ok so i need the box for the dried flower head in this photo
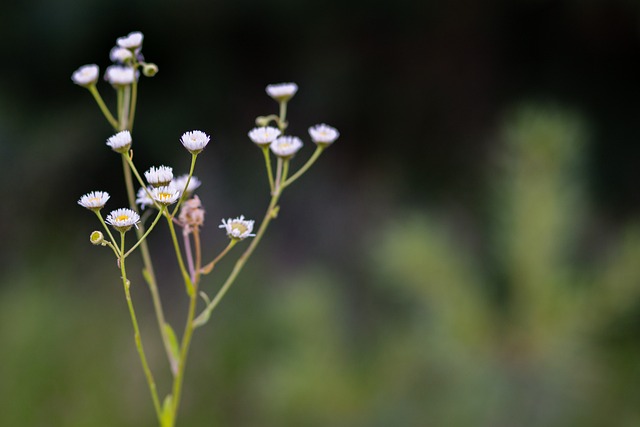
[106,130,132,153]
[219,215,255,240]
[78,191,110,210]
[180,130,210,154]
[270,136,303,158]
[105,65,136,86]
[117,31,144,50]
[248,126,281,146]
[266,82,298,102]
[308,124,340,146]
[179,195,205,232]
[145,165,173,187]
[150,186,181,206]
[72,64,100,87]
[106,208,140,232]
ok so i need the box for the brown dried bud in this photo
[179,195,205,232]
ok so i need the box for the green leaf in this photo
[160,394,174,427]
[163,323,181,365]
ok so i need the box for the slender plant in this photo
[72,31,339,426]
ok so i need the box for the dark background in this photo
[1,0,640,426]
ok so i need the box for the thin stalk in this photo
[166,213,194,296]
[183,231,195,282]
[200,240,237,275]
[124,207,165,258]
[193,188,282,327]
[121,85,131,131]
[283,146,324,189]
[171,153,198,218]
[278,101,288,131]
[88,85,119,130]
[94,210,121,256]
[119,232,162,422]
[117,87,124,130]
[128,79,139,130]
[261,146,275,194]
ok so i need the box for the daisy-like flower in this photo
[219,215,255,240]
[149,186,181,206]
[78,191,110,210]
[266,82,298,102]
[110,46,133,63]
[180,130,210,154]
[270,136,303,158]
[136,186,155,210]
[248,126,281,146]
[117,31,144,50]
[144,165,173,187]
[171,174,201,196]
[308,124,340,147]
[104,65,136,86]
[106,130,132,153]
[71,64,99,87]
[105,208,140,232]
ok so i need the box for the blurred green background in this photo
[2,0,640,426]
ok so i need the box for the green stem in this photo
[88,85,119,130]
[278,101,288,132]
[94,210,121,256]
[119,232,162,422]
[283,146,324,188]
[200,240,237,275]
[124,207,165,258]
[121,152,177,373]
[128,79,138,130]
[171,153,198,218]
[261,146,275,194]
[166,213,194,296]
[193,188,282,327]
[117,87,124,130]
[121,85,131,131]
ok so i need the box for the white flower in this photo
[136,186,155,210]
[78,191,110,210]
[144,165,173,187]
[104,65,136,86]
[308,124,340,146]
[117,31,144,50]
[171,174,201,195]
[72,64,99,87]
[266,82,298,102]
[149,186,181,206]
[270,136,303,158]
[248,126,281,146]
[219,215,255,240]
[180,130,210,154]
[106,130,132,153]
[110,46,133,63]
[105,208,140,232]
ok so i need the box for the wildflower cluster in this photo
[73,32,338,427]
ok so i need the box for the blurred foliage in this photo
[2,104,640,426]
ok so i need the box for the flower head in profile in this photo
[110,46,133,63]
[308,124,340,147]
[248,126,281,146]
[72,64,99,87]
[145,165,173,187]
[117,31,144,50]
[106,208,140,232]
[106,130,132,153]
[265,82,298,102]
[150,186,181,206]
[78,191,110,211]
[219,216,255,240]
[136,186,155,210]
[104,65,136,86]
[180,130,210,154]
[270,136,303,158]
[171,174,201,196]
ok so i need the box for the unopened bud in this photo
[255,116,271,127]
[90,231,104,245]
[142,63,159,77]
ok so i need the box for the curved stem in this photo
[261,146,275,193]
[119,232,162,422]
[283,146,324,189]
[166,213,194,296]
[200,240,237,275]
[94,210,121,256]
[124,207,165,258]
[87,85,119,130]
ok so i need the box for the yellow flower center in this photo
[231,223,247,234]
[116,215,130,222]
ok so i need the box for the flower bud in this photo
[90,231,105,245]
[142,63,159,77]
